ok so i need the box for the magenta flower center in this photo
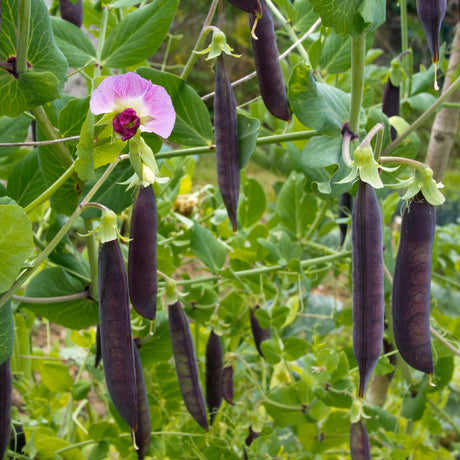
[112,108,141,141]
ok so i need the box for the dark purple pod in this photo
[226,0,262,16]
[221,365,235,405]
[214,55,240,232]
[416,0,447,64]
[0,358,12,460]
[9,423,26,457]
[168,301,209,431]
[128,185,158,321]
[205,331,223,425]
[249,0,291,121]
[382,78,399,141]
[95,323,102,368]
[59,0,83,28]
[98,239,138,431]
[338,192,353,247]
[249,306,271,358]
[243,426,261,460]
[350,420,371,460]
[133,341,151,460]
[352,180,384,398]
[392,193,435,374]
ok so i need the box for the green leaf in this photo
[388,116,420,159]
[309,0,385,37]
[136,67,213,146]
[21,267,98,329]
[37,142,79,216]
[0,0,68,116]
[275,171,317,238]
[283,337,308,361]
[190,222,227,272]
[289,64,358,135]
[75,110,95,181]
[6,149,47,207]
[101,0,179,68]
[58,96,90,140]
[260,339,282,365]
[401,376,429,422]
[0,204,33,292]
[0,115,31,158]
[51,17,96,68]
[238,113,260,168]
[320,30,352,74]
[0,300,14,364]
[238,178,266,229]
[80,161,136,219]
[40,362,74,392]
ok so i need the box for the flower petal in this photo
[139,84,176,138]
[90,72,176,139]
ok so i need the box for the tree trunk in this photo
[425,24,460,182]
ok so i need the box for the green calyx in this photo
[195,28,241,61]
[401,166,445,206]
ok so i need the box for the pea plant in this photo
[1,0,460,458]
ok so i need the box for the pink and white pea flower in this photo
[89,72,176,141]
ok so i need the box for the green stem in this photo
[304,200,330,241]
[16,0,31,75]
[30,106,75,170]
[83,219,99,301]
[12,292,89,304]
[349,34,366,134]
[160,251,351,287]
[265,0,310,64]
[156,130,317,160]
[427,398,460,439]
[429,326,460,358]
[381,74,460,156]
[24,163,76,214]
[180,0,219,80]
[379,156,427,170]
[95,7,109,72]
[0,160,122,310]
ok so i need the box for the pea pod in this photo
[205,330,223,425]
[350,420,371,460]
[133,341,151,460]
[168,301,208,431]
[392,193,435,374]
[250,306,271,359]
[9,424,26,457]
[226,0,262,16]
[128,185,158,321]
[0,358,12,460]
[352,180,384,398]
[98,239,138,431]
[221,365,235,405]
[382,78,399,141]
[214,55,240,232]
[416,0,447,65]
[59,0,83,28]
[249,0,291,121]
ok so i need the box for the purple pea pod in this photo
[0,358,12,460]
[59,0,83,28]
[98,239,138,431]
[214,55,240,232]
[249,0,291,121]
[205,331,223,425]
[128,185,158,321]
[382,78,399,141]
[416,0,447,65]
[226,0,262,16]
[392,193,435,375]
[133,341,151,460]
[249,306,271,358]
[352,180,385,398]
[350,419,371,460]
[221,365,235,405]
[338,192,353,247]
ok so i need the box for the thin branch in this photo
[13,291,90,304]
[0,135,80,148]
